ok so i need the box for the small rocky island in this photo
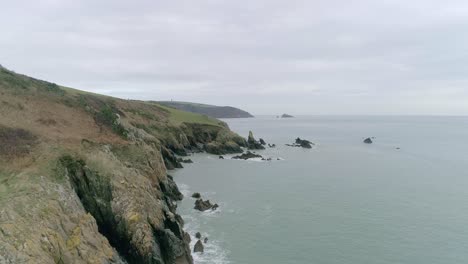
[286,137,314,148]
[281,113,294,118]
[363,137,373,144]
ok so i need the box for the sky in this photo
[1,0,468,115]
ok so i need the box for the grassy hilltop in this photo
[0,66,246,264]
[157,101,254,118]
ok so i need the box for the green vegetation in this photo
[95,105,128,138]
[0,66,64,95]
[157,100,254,118]
[153,103,225,127]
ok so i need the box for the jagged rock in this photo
[194,199,218,211]
[219,155,224,159]
[363,137,373,144]
[286,138,314,148]
[195,232,201,239]
[247,131,265,150]
[191,192,201,199]
[160,175,184,201]
[194,240,204,253]
[232,151,263,160]
[178,158,193,163]
[295,138,313,148]
[161,146,184,170]
[259,138,266,145]
[212,204,219,210]
[204,237,208,243]
[268,143,276,148]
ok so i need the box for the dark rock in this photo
[281,113,294,118]
[191,192,201,199]
[178,158,193,163]
[247,131,265,150]
[268,143,276,148]
[219,155,224,159]
[363,137,373,144]
[259,138,266,145]
[161,146,183,170]
[194,240,204,253]
[212,204,219,210]
[160,175,184,201]
[286,138,314,148]
[204,237,208,243]
[232,151,263,160]
[194,199,218,211]
[195,232,201,239]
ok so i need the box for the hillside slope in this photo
[157,101,254,118]
[0,66,246,264]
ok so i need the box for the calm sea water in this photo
[173,116,468,264]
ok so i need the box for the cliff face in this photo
[0,67,245,263]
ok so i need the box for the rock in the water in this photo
[194,240,204,253]
[232,151,263,160]
[195,232,201,239]
[286,138,314,148]
[194,199,218,211]
[363,137,373,144]
[247,131,265,150]
[281,113,294,118]
[204,237,208,243]
[268,143,276,148]
[192,192,201,199]
[259,138,266,145]
[178,158,193,163]
[219,155,224,159]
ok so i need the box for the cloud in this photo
[1,0,467,115]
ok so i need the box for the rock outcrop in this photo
[247,131,265,150]
[232,151,263,160]
[0,66,249,264]
[363,137,373,144]
[281,114,294,118]
[194,199,218,212]
[286,138,314,148]
[193,240,204,253]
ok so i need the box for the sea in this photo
[172,116,468,264]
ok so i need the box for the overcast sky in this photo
[1,0,468,115]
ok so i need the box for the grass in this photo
[152,103,224,127]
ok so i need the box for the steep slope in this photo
[157,101,254,118]
[0,66,246,264]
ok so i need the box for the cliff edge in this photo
[0,66,246,264]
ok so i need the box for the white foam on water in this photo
[182,214,231,264]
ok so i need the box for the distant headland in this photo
[157,101,254,118]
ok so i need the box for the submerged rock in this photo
[195,232,201,239]
[232,151,263,160]
[204,237,208,243]
[194,199,218,211]
[194,240,204,253]
[363,137,373,144]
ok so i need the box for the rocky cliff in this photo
[0,67,245,263]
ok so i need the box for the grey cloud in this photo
[1,0,467,115]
